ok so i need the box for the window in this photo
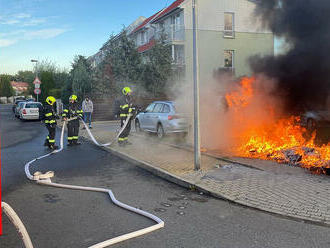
[171,12,184,41]
[173,45,185,65]
[224,50,234,68]
[162,104,170,113]
[142,31,147,44]
[139,31,146,45]
[26,103,41,108]
[159,21,164,31]
[145,103,155,112]
[153,103,163,113]
[224,12,234,38]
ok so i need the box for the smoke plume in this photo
[250,0,330,113]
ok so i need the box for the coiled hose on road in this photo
[2,117,164,248]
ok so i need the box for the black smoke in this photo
[250,0,330,114]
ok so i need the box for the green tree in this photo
[61,74,73,104]
[26,60,70,102]
[93,30,173,98]
[15,70,35,83]
[39,71,55,103]
[92,59,114,96]
[0,75,15,97]
[54,69,70,90]
[70,55,92,100]
[106,31,142,89]
[141,37,173,97]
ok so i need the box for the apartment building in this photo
[129,0,273,82]
[90,0,273,83]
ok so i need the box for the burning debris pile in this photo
[220,0,330,174]
[225,77,330,174]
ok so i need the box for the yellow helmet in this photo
[46,96,56,105]
[122,87,132,96]
[69,94,78,101]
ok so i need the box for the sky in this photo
[0,0,172,74]
[0,0,281,75]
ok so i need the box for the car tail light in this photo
[22,109,27,114]
[168,115,180,120]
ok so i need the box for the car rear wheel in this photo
[157,124,164,139]
[135,119,141,133]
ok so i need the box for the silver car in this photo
[135,101,189,138]
[19,102,43,120]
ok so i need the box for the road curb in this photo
[93,144,330,228]
[80,134,330,228]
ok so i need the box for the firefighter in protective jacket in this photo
[62,94,83,146]
[44,96,58,150]
[116,87,134,146]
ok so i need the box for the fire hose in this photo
[2,115,164,248]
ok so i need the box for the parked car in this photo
[19,102,43,120]
[12,99,26,113]
[15,101,26,117]
[135,101,189,138]
[300,110,330,132]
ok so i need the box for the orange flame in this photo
[226,76,330,173]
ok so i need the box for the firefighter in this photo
[62,94,83,146]
[116,87,134,146]
[44,96,59,150]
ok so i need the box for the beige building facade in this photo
[90,0,274,85]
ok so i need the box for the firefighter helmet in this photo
[122,87,132,96]
[46,96,56,105]
[69,94,78,101]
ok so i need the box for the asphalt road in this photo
[1,104,330,248]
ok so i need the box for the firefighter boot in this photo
[44,139,49,146]
[49,144,59,150]
[73,140,81,145]
[67,140,74,146]
[118,141,126,147]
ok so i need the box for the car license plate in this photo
[31,110,38,113]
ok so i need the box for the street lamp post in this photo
[31,59,39,102]
[192,0,201,171]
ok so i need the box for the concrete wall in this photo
[0,96,15,104]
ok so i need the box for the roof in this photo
[132,10,163,34]
[152,0,185,23]
[10,81,29,88]
[138,39,156,53]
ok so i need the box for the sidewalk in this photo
[81,121,330,226]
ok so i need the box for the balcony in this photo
[156,24,185,43]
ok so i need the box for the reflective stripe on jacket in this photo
[62,102,83,119]
[117,96,133,119]
[43,104,57,126]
